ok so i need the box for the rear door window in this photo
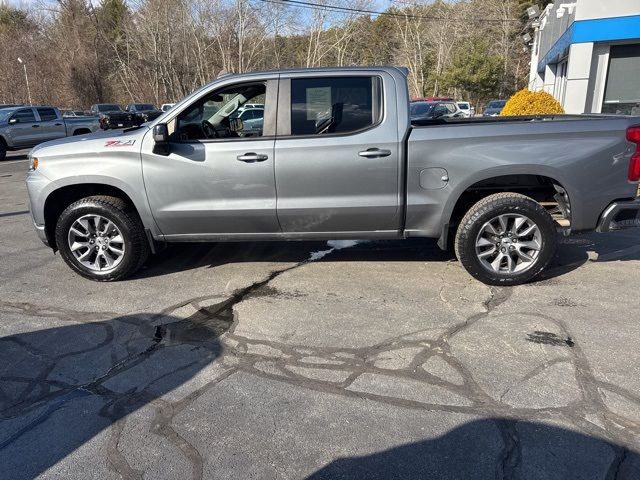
[37,108,58,121]
[290,76,380,135]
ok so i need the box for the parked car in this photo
[161,103,175,112]
[230,107,264,136]
[0,106,99,160]
[90,104,135,130]
[26,66,640,286]
[410,100,463,121]
[483,100,507,116]
[456,101,475,117]
[411,97,454,102]
[125,103,164,126]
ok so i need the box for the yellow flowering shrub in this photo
[500,89,564,116]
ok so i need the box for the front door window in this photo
[174,83,266,141]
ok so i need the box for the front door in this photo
[274,74,401,234]
[8,108,40,147]
[141,79,279,237]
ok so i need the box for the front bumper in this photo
[596,198,640,232]
[33,221,49,246]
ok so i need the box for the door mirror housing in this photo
[8,117,18,124]
[153,123,170,155]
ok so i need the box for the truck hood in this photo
[30,126,148,158]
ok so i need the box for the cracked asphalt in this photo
[2,154,640,479]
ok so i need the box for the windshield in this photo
[98,104,122,112]
[134,104,155,110]
[488,101,506,109]
[410,102,435,117]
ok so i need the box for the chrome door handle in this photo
[358,148,391,158]
[237,152,268,163]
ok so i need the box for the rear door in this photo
[36,107,66,142]
[274,73,401,234]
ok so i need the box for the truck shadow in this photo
[136,231,640,283]
[0,309,227,480]
[307,418,639,479]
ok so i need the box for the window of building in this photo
[290,77,380,136]
[602,44,640,115]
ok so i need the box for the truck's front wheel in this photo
[55,196,149,281]
[454,193,557,286]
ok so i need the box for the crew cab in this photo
[0,106,99,161]
[26,67,640,285]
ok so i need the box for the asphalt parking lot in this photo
[1,152,640,479]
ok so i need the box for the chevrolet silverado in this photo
[25,67,640,285]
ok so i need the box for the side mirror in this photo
[152,123,170,155]
[8,118,18,124]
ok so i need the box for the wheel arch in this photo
[439,169,572,249]
[43,183,145,251]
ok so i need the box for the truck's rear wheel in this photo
[55,195,149,281]
[454,193,557,286]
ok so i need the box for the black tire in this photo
[0,139,6,161]
[454,192,557,286]
[55,195,149,281]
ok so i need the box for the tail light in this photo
[627,126,640,182]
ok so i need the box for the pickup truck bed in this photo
[25,66,640,285]
[406,114,639,242]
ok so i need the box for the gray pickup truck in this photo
[0,106,99,161]
[25,67,640,285]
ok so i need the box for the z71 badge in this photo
[105,139,136,147]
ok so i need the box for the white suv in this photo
[456,102,475,118]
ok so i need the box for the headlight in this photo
[29,157,39,171]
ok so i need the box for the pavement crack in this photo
[495,419,521,480]
[606,447,629,480]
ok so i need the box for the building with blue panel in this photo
[529,1,640,114]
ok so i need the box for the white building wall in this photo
[563,42,594,113]
[584,43,610,113]
[575,0,640,21]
